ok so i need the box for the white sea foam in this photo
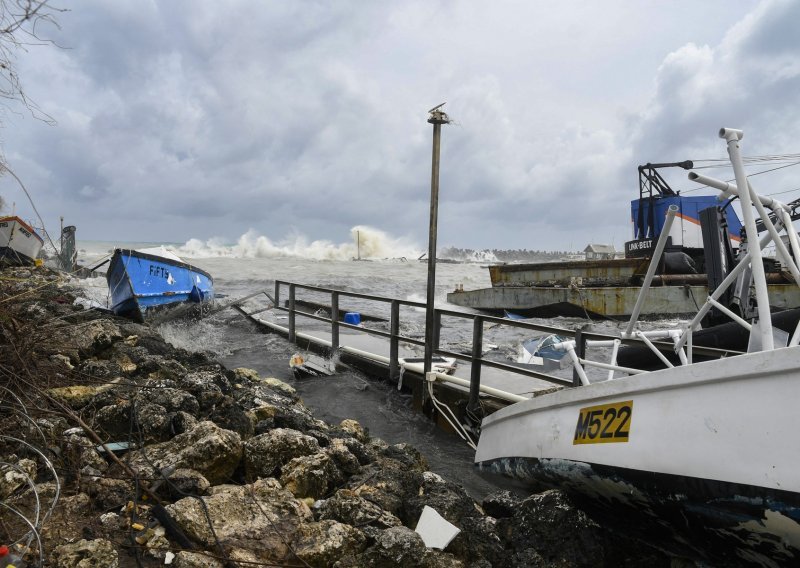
[175,226,422,261]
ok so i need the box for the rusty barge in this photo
[447,161,800,319]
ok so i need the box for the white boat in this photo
[474,128,800,565]
[0,215,44,266]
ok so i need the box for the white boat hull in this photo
[0,216,44,266]
[475,346,800,565]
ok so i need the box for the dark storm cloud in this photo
[2,0,795,251]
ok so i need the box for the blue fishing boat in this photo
[106,247,214,321]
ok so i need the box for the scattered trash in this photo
[96,441,134,454]
[414,505,460,549]
[343,312,361,325]
[289,353,334,378]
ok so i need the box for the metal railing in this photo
[230,279,740,421]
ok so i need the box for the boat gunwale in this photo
[0,215,45,244]
[112,248,214,282]
[480,345,796,430]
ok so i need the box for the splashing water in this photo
[173,226,422,261]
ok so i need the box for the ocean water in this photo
[71,230,684,500]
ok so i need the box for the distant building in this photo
[583,244,617,260]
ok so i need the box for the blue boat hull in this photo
[107,249,214,321]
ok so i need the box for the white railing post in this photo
[625,205,679,336]
[721,127,773,350]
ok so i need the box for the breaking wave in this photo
[176,226,422,261]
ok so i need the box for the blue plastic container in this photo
[344,312,361,325]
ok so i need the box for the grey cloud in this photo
[2,1,795,250]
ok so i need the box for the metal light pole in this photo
[424,103,450,374]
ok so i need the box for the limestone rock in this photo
[406,471,481,528]
[243,427,320,480]
[343,447,427,521]
[146,387,200,414]
[339,419,368,442]
[128,420,242,485]
[326,438,362,476]
[280,452,339,499]
[63,319,123,358]
[165,468,211,499]
[291,520,367,567]
[173,551,225,568]
[48,385,108,409]
[134,402,171,442]
[316,489,402,529]
[509,489,604,567]
[166,478,312,564]
[359,526,428,567]
[0,458,36,498]
[207,395,254,439]
[51,538,119,568]
[481,490,522,519]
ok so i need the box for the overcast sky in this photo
[2,0,799,252]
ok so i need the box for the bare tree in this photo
[0,0,63,125]
[0,1,63,229]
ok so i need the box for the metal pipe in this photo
[689,171,789,211]
[606,338,620,380]
[579,358,645,375]
[424,105,449,375]
[468,316,484,415]
[288,283,296,343]
[625,205,679,335]
[721,127,773,350]
[706,297,752,330]
[390,300,400,386]
[331,291,340,353]
[636,331,674,368]
[675,228,776,351]
[781,209,800,268]
[743,182,800,284]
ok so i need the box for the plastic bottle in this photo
[0,545,25,568]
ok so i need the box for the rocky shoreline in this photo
[0,266,678,567]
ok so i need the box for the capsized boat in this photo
[106,247,214,321]
[474,128,800,565]
[0,215,44,266]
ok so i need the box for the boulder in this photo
[280,452,339,499]
[481,490,522,519]
[166,478,312,564]
[93,402,132,439]
[339,419,368,442]
[62,319,123,359]
[0,458,36,499]
[128,421,242,485]
[165,468,211,499]
[207,396,254,439]
[172,551,225,568]
[291,520,367,567]
[274,404,329,433]
[51,538,119,568]
[243,428,320,480]
[134,402,171,442]
[342,446,427,521]
[316,489,402,529]
[355,526,429,567]
[325,438,361,476]
[406,471,481,527]
[509,489,605,567]
[146,387,200,414]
